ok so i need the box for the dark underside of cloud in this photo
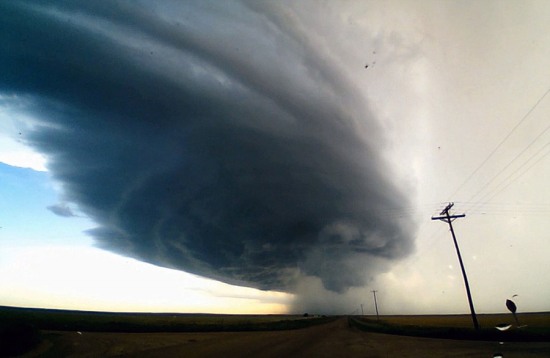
[47,203,77,218]
[0,1,415,293]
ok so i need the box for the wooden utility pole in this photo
[360,304,364,315]
[372,290,379,321]
[432,202,479,330]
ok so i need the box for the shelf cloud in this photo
[0,1,415,294]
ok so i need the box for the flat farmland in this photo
[2,307,549,357]
[27,317,550,357]
[372,312,550,329]
[351,313,550,343]
[0,306,328,333]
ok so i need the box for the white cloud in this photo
[0,139,47,171]
[0,101,48,171]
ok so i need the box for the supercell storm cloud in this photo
[0,1,415,293]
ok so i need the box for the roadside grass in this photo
[349,313,550,342]
[0,306,334,333]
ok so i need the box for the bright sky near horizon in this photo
[1,1,549,315]
[0,163,290,313]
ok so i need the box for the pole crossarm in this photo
[431,214,465,221]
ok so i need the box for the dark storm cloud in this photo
[47,203,77,218]
[0,1,415,292]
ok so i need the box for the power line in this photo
[473,146,550,206]
[455,201,550,208]
[464,142,550,213]
[455,201,550,212]
[446,87,550,201]
[461,123,550,212]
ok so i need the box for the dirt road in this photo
[28,318,550,357]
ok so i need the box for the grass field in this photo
[374,313,550,328]
[0,306,334,356]
[350,312,550,342]
[0,305,332,333]
[1,306,549,356]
